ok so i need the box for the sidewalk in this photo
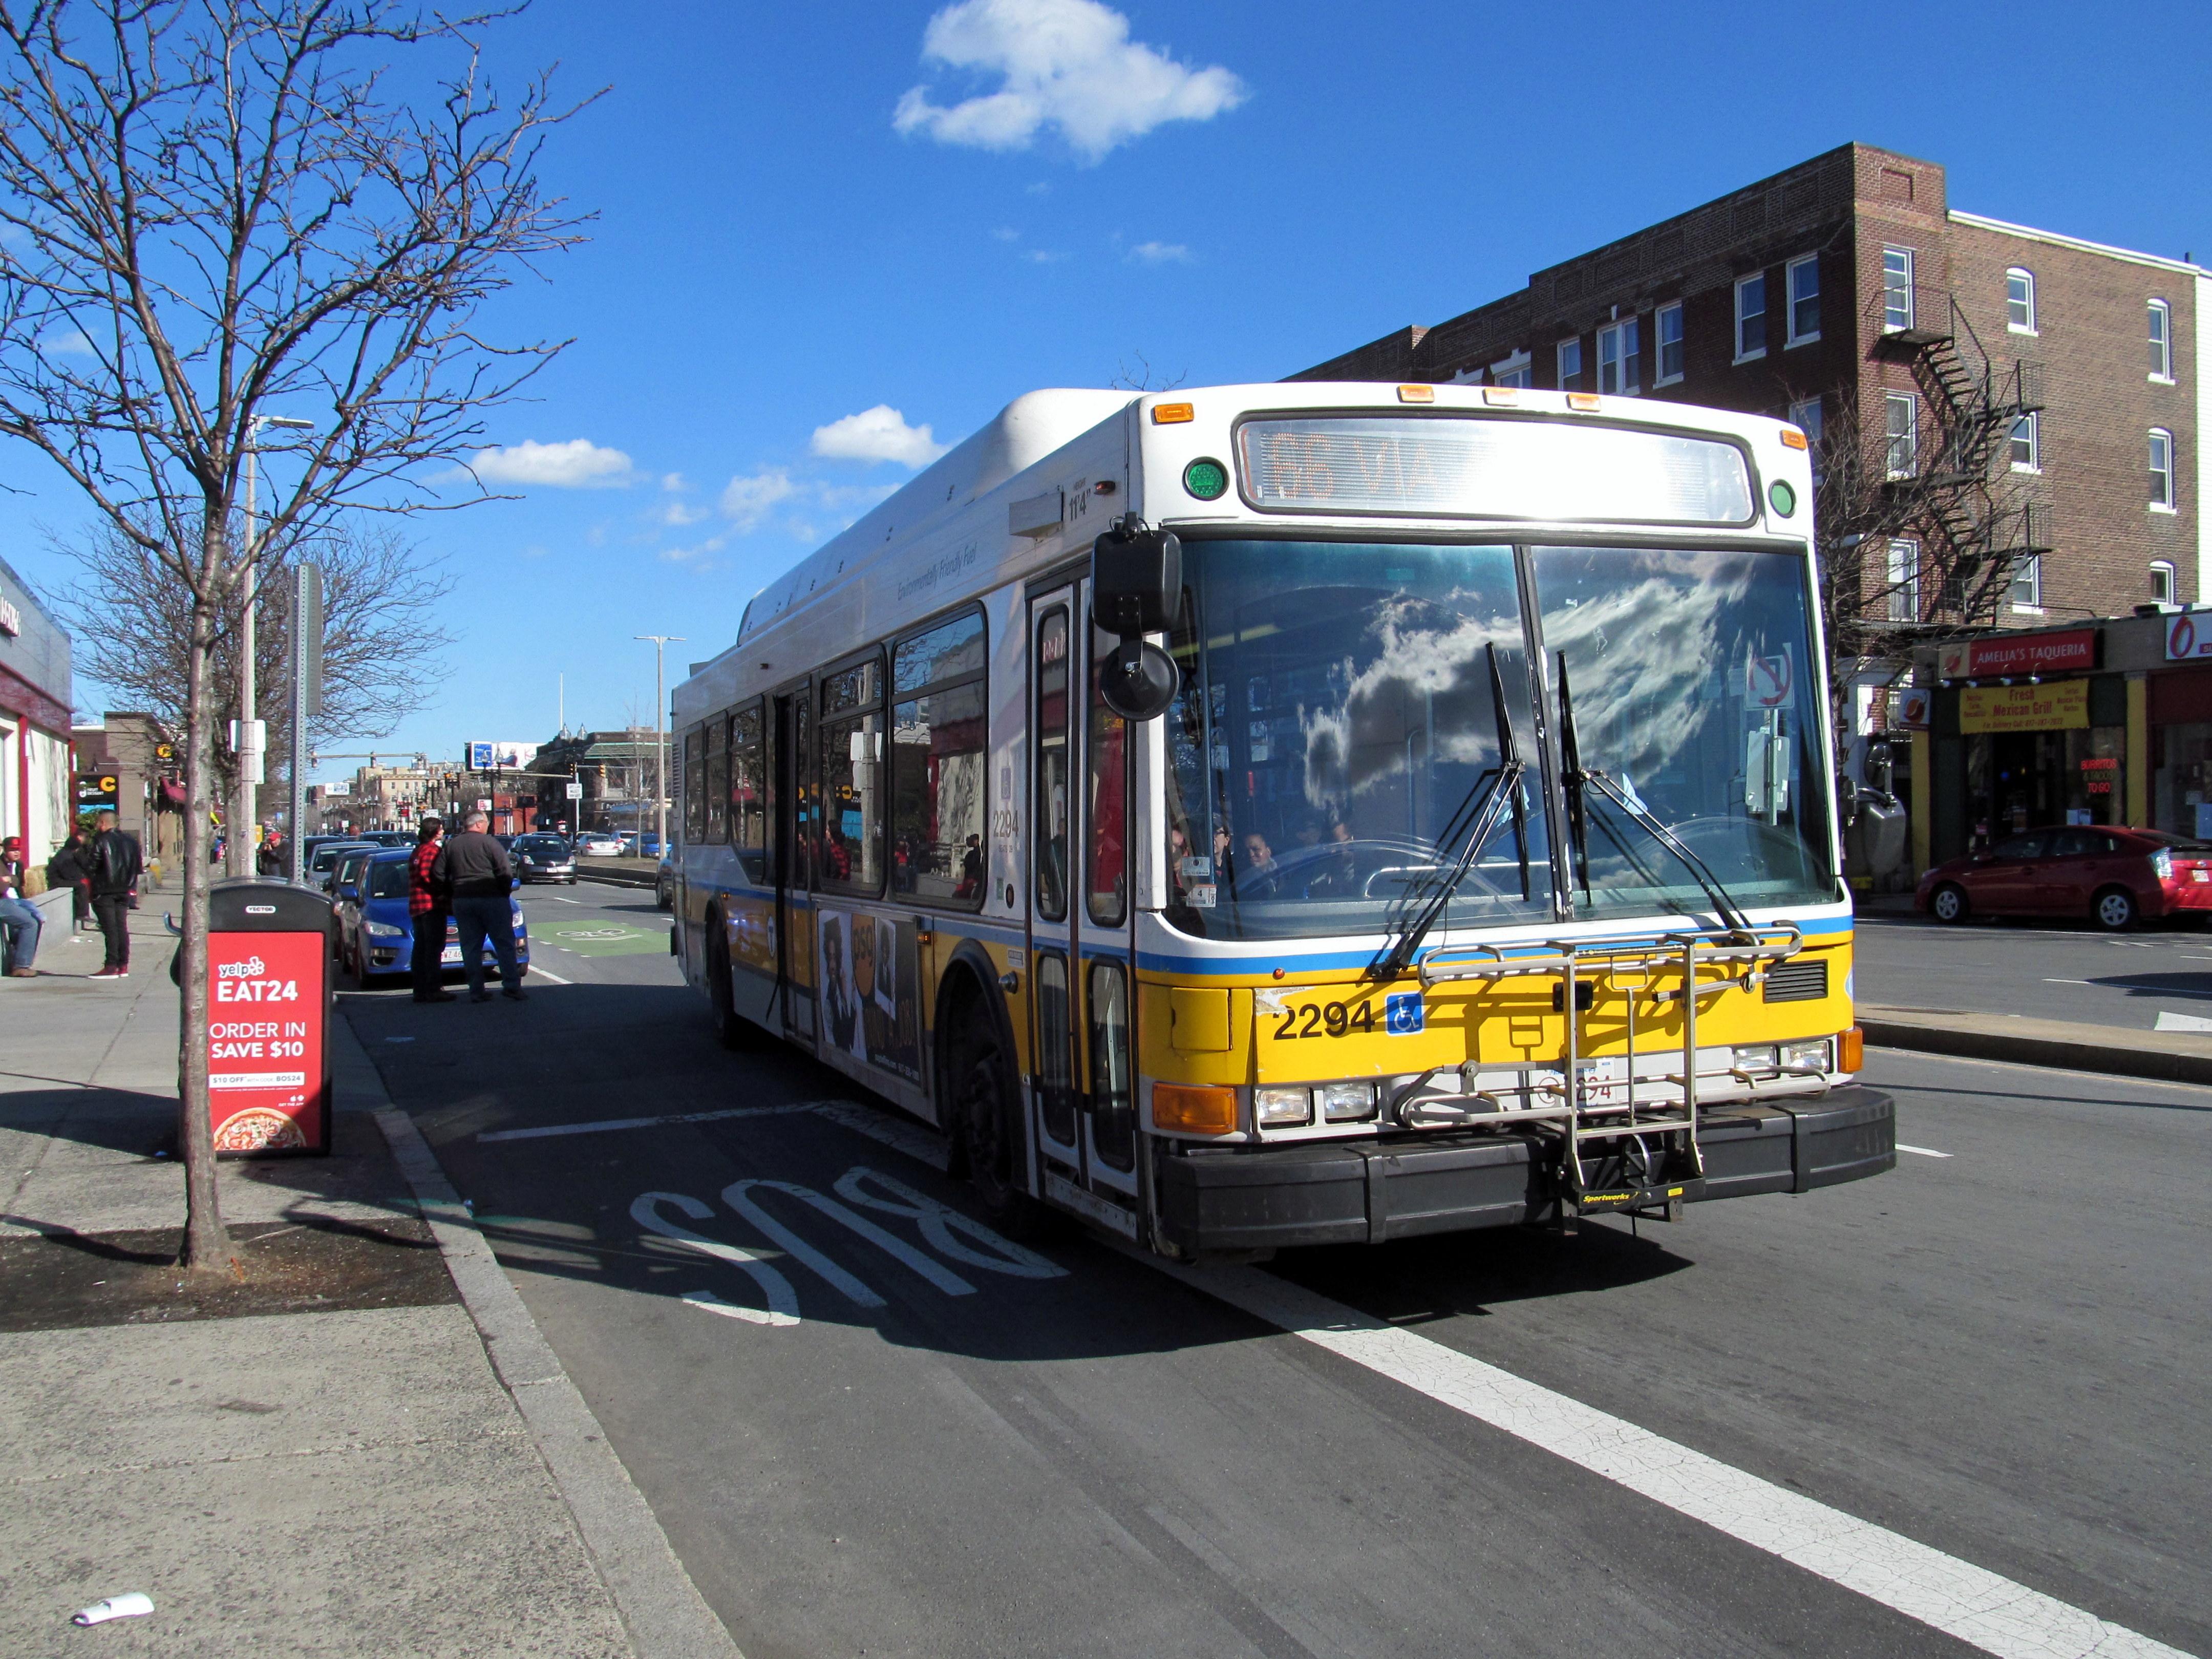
[0,909,736,1657]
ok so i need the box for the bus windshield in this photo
[1161,538,1832,942]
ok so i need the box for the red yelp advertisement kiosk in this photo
[204,879,335,1156]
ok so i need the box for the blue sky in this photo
[6,0,2207,782]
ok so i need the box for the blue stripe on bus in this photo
[1134,913,1852,977]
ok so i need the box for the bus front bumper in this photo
[1153,1087,1895,1254]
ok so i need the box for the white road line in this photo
[553,897,584,904]
[1169,1264,2186,1659]
[2041,977,2093,986]
[526,965,573,985]
[479,1100,830,1142]
[1895,1143,1953,1158]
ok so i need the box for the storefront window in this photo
[2154,721,2212,838]
[1964,725,2125,840]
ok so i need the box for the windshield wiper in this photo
[1368,644,1527,982]
[1555,652,1753,935]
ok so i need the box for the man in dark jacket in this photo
[431,812,524,1003]
[84,811,143,978]
[407,817,454,1004]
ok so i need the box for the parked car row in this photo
[1915,825,2212,930]
[330,848,531,985]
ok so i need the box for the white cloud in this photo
[1024,248,1067,264]
[992,226,1020,242]
[1130,241,1190,264]
[894,0,1247,163]
[809,405,949,468]
[469,438,632,488]
[661,472,688,492]
[660,536,728,566]
[720,469,797,528]
[658,500,711,527]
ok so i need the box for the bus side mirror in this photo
[1091,521,1181,721]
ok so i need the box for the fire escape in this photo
[1873,286,2047,629]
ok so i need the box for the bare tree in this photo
[53,514,456,818]
[1108,350,1185,393]
[0,0,588,1271]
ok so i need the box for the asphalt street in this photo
[343,882,2210,1658]
[1855,911,2212,1032]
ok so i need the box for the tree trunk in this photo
[176,520,235,1274]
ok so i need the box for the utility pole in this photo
[636,635,684,858]
[230,414,314,877]
[283,562,322,879]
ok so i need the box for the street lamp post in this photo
[635,635,685,860]
[231,414,314,877]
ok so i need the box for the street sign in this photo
[74,771,119,810]
[565,781,583,799]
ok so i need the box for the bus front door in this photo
[775,689,816,1046]
[1027,594,1083,1183]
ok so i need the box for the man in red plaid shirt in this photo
[409,816,455,1003]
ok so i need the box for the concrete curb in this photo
[331,1020,743,1659]
[1858,1006,2212,1086]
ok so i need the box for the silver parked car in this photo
[511,833,578,885]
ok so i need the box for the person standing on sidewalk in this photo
[0,837,40,977]
[432,812,525,1003]
[48,825,93,932]
[408,816,455,1004]
[84,810,142,979]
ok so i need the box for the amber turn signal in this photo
[1839,1026,1864,1071]
[1153,1083,1238,1135]
[1566,392,1601,411]
[1151,402,1195,424]
[1780,427,1810,450]
[1397,384,1435,403]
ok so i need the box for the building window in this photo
[1597,317,1639,395]
[2009,410,2040,472]
[1882,247,1915,332]
[1734,273,1767,360]
[1655,302,1684,385]
[2010,554,2042,612]
[1786,254,1820,345]
[1885,392,1919,478]
[1490,349,1532,389]
[1886,538,1921,622]
[2150,429,2176,509]
[1556,337,1583,388]
[2006,268,2036,334]
[2149,299,2173,380]
[1789,396,1823,445]
[2152,561,2178,605]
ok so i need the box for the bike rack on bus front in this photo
[1400,925,1807,1218]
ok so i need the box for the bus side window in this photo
[732,703,766,880]
[683,726,706,845]
[1087,624,1128,927]
[1087,960,1134,1170]
[703,715,729,845]
[1036,608,1070,921]
[793,697,812,890]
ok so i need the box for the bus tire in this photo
[706,911,761,1051]
[944,976,1045,1239]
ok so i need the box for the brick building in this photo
[1293,141,2210,875]
[1294,142,2205,627]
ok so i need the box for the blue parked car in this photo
[333,848,531,986]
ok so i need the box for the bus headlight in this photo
[1734,1044,1779,1074]
[1254,1086,1312,1126]
[1781,1038,1833,1073]
[1320,1081,1377,1122]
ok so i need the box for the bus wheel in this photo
[707,918,758,1050]
[951,1013,1044,1239]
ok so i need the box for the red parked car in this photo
[1915,825,2212,930]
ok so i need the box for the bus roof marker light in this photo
[1397,385,1434,403]
[1566,393,1601,411]
[1768,479,1797,517]
[1482,388,1519,407]
[1151,402,1195,424]
[1780,428,1810,450]
[1183,458,1229,501]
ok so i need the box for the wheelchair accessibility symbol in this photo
[1385,992,1425,1034]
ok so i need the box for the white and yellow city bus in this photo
[671,382,1893,1256]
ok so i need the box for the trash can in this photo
[203,878,335,1157]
